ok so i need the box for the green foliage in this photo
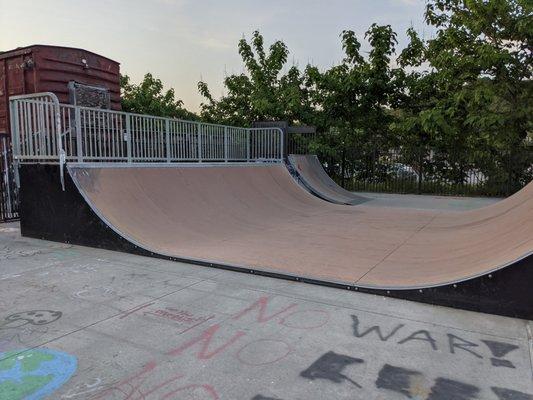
[198,31,314,126]
[306,24,403,184]
[401,0,533,192]
[120,73,197,120]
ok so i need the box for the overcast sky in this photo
[0,0,431,111]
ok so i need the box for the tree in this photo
[121,73,196,120]
[399,0,533,193]
[198,31,314,126]
[306,24,402,185]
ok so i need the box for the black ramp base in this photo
[19,164,533,320]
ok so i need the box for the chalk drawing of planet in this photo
[0,348,77,400]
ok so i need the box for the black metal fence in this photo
[0,135,19,222]
[289,133,533,197]
[287,132,319,156]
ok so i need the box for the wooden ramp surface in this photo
[68,164,533,290]
[288,154,369,205]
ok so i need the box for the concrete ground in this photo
[359,192,502,211]
[0,222,531,400]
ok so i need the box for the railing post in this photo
[37,102,45,157]
[165,119,171,163]
[75,107,82,162]
[417,145,423,194]
[247,129,250,162]
[279,128,284,161]
[1,137,12,211]
[125,114,132,163]
[197,122,202,162]
[9,100,21,188]
[224,126,228,162]
[53,99,65,190]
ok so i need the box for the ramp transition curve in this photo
[19,164,533,319]
[287,154,369,205]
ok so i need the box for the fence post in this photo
[341,146,346,188]
[224,126,228,162]
[9,100,20,188]
[1,137,12,212]
[417,146,423,194]
[279,128,284,161]
[125,114,132,163]
[506,150,512,197]
[246,129,250,162]
[165,119,171,163]
[75,107,82,162]
[51,98,65,190]
[197,122,202,162]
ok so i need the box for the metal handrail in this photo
[9,93,284,190]
[9,92,65,189]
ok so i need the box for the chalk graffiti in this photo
[294,357,533,400]
[0,244,71,260]
[0,326,49,353]
[429,378,479,400]
[167,323,246,360]
[0,310,62,352]
[492,387,533,400]
[398,330,438,350]
[375,363,533,400]
[91,296,331,399]
[73,286,116,299]
[0,246,47,260]
[236,339,292,366]
[300,351,364,388]
[351,314,521,368]
[351,315,405,341]
[166,296,329,362]
[60,377,103,399]
[447,333,483,359]
[91,361,219,400]
[0,348,77,400]
[482,340,520,368]
[86,298,531,400]
[0,310,62,329]
[376,364,425,398]
[232,297,298,323]
[278,310,329,330]
[377,366,483,400]
[147,308,213,324]
[143,307,215,333]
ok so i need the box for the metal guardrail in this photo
[9,93,284,188]
[0,135,19,222]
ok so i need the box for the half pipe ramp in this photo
[19,163,533,319]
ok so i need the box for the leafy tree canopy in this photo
[120,73,197,120]
[398,0,532,189]
[198,31,314,126]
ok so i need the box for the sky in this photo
[0,0,432,111]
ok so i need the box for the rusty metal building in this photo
[0,45,121,221]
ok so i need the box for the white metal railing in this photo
[9,93,284,188]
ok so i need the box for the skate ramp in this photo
[287,154,368,205]
[68,163,533,290]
